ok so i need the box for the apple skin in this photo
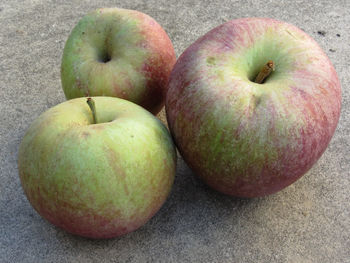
[166,18,341,198]
[18,97,176,238]
[61,8,176,115]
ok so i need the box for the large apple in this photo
[61,8,176,114]
[18,97,176,238]
[166,18,341,198]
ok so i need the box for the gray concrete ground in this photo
[1,0,349,262]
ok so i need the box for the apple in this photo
[61,8,176,114]
[18,97,177,238]
[165,18,341,198]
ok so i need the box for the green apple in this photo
[61,8,176,114]
[18,97,176,238]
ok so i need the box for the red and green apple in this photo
[61,8,176,114]
[166,18,341,197]
[18,97,176,238]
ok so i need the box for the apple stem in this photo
[87,97,97,124]
[254,60,275,84]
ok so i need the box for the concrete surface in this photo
[1,0,349,262]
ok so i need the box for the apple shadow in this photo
[145,156,263,233]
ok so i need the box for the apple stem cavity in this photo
[254,60,275,84]
[87,97,98,124]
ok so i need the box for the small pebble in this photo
[336,34,340,37]
[317,30,326,36]
[329,49,336,52]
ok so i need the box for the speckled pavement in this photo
[1,1,349,262]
